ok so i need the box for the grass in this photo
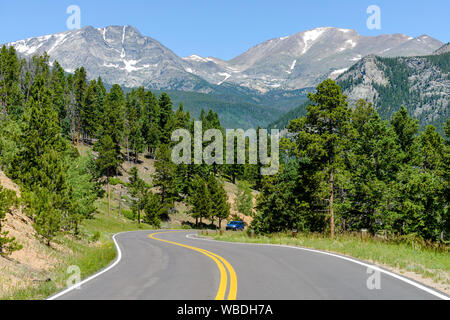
[2,198,154,300]
[209,231,450,289]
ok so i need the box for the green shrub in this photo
[109,177,122,186]
[122,209,136,221]
[90,231,100,242]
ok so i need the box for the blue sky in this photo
[0,0,448,60]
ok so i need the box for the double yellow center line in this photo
[148,231,237,300]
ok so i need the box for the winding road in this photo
[49,230,448,300]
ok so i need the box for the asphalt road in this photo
[51,230,447,300]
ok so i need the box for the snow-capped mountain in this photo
[9,25,212,92]
[5,25,443,93]
[194,27,443,91]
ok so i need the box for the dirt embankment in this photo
[0,170,61,298]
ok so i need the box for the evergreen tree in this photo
[0,46,23,119]
[12,74,65,188]
[153,145,177,218]
[66,153,98,234]
[25,186,64,245]
[99,84,125,169]
[207,175,230,229]
[391,166,445,240]
[73,67,87,145]
[141,90,160,158]
[235,181,253,217]
[81,80,100,142]
[49,61,70,136]
[128,167,147,224]
[188,175,211,226]
[286,79,353,237]
[419,125,444,171]
[125,93,145,163]
[345,100,401,233]
[0,186,22,256]
[252,160,308,234]
[391,106,420,165]
[143,191,163,228]
[95,135,120,216]
[158,92,175,144]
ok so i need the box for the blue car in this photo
[226,221,245,231]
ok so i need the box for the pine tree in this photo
[345,100,401,232]
[125,93,145,163]
[143,191,163,228]
[235,181,253,218]
[188,175,211,227]
[25,186,63,246]
[141,90,160,158]
[158,92,175,145]
[207,175,230,229]
[81,80,100,143]
[49,61,70,136]
[95,135,120,216]
[0,186,22,256]
[419,125,444,171]
[128,167,147,224]
[153,145,177,218]
[0,46,23,119]
[286,79,353,238]
[251,160,308,234]
[66,153,98,234]
[391,106,420,165]
[99,84,125,169]
[73,67,87,145]
[12,74,65,188]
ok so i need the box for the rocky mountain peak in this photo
[5,25,444,93]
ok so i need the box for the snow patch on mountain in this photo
[302,27,328,54]
[329,68,348,79]
[217,72,231,85]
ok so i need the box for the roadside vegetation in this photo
[209,230,450,294]
[1,197,153,300]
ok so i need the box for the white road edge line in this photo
[186,233,449,300]
[47,229,182,300]
[47,231,127,300]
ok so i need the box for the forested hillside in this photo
[0,45,265,255]
[270,52,449,133]
[338,52,449,132]
[259,80,448,241]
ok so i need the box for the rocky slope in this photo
[0,170,60,298]
[270,51,449,132]
[337,52,449,130]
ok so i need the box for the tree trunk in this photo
[329,170,335,238]
[118,190,122,217]
[107,176,111,217]
[127,137,130,163]
[72,117,76,145]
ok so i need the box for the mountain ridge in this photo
[269,51,449,133]
[5,25,443,93]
